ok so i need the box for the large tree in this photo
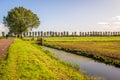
[3,6,40,38]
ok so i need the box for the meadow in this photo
[44,37,120,42]
[0,38,90,80]
[43,37,120,67]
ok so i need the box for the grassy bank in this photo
[43,37,120,67]
[0,39,90,80]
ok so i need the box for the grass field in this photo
[0,39,90,80]
[45,41,120,60]
[44,37,120,42]
[44,37,120,60]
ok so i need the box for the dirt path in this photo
[0,38,14,58]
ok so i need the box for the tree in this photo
[3,7,40,38]
[2,32,5,37]
[40,31,43,37]
[66,31,69,37]
[35,32,37,37]
[32,32,34,37]
[44,32,46,37]
[58,32,60,37]
[38,31,40,37]
[47,31,49,37]
[29,32,31,37]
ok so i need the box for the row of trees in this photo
[21,31,120,37]
[1,31,120,37]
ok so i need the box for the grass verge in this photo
[0,38,90,80]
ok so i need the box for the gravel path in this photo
[0,38,14,58]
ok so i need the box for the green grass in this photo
[0,38,90,80]
[44,37,120,42]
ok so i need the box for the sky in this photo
[1,0,120,33]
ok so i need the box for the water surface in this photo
[43,46,120,80]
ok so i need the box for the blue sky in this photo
[1,0,120,32]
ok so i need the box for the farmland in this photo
[0,38,90,80]
[44,37,120,66]
[44,37,120,42]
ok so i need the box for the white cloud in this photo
[0,23,9,36]
[97,16,120,31]
[98,22,109,25]
[112,16,120,21]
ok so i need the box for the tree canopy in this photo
[3,6,40,38]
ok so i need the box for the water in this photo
[43,46,120,80]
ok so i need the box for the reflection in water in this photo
[43,46,120,80]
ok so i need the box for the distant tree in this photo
[118,32,120,36]
[52,32,54,37]
[94,32,97,36]
[100,32,102,36]
[58,32,60,37]
[40,31,43,37]
[29,32,31,37]
[3,7,40,38]
[47,31,49,37]
[55,32,57,37]
[38,32,40,37]
[2,32,5,37]
[50,31,52,36]
[63,31,66,36]
[61,32,63,37]
[82,32,84,36]
[51,31,53,37]
[79,32,81,36]
[66,31,69,37]
[35,32,37,37]
[44,32,46,37]
[74,32,77,36]
[32,32,34,37]
[84,32,87,36]
[87,32,90,36]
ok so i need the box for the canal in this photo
[43,46,120,80]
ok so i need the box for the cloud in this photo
[0,24,5,31]
[112,16,120,21]
[97,16,120,31]
[0,23,9,36]
[98,22,109,25]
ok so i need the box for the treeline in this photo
[1,31,120,37]
[22,31,120,37]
